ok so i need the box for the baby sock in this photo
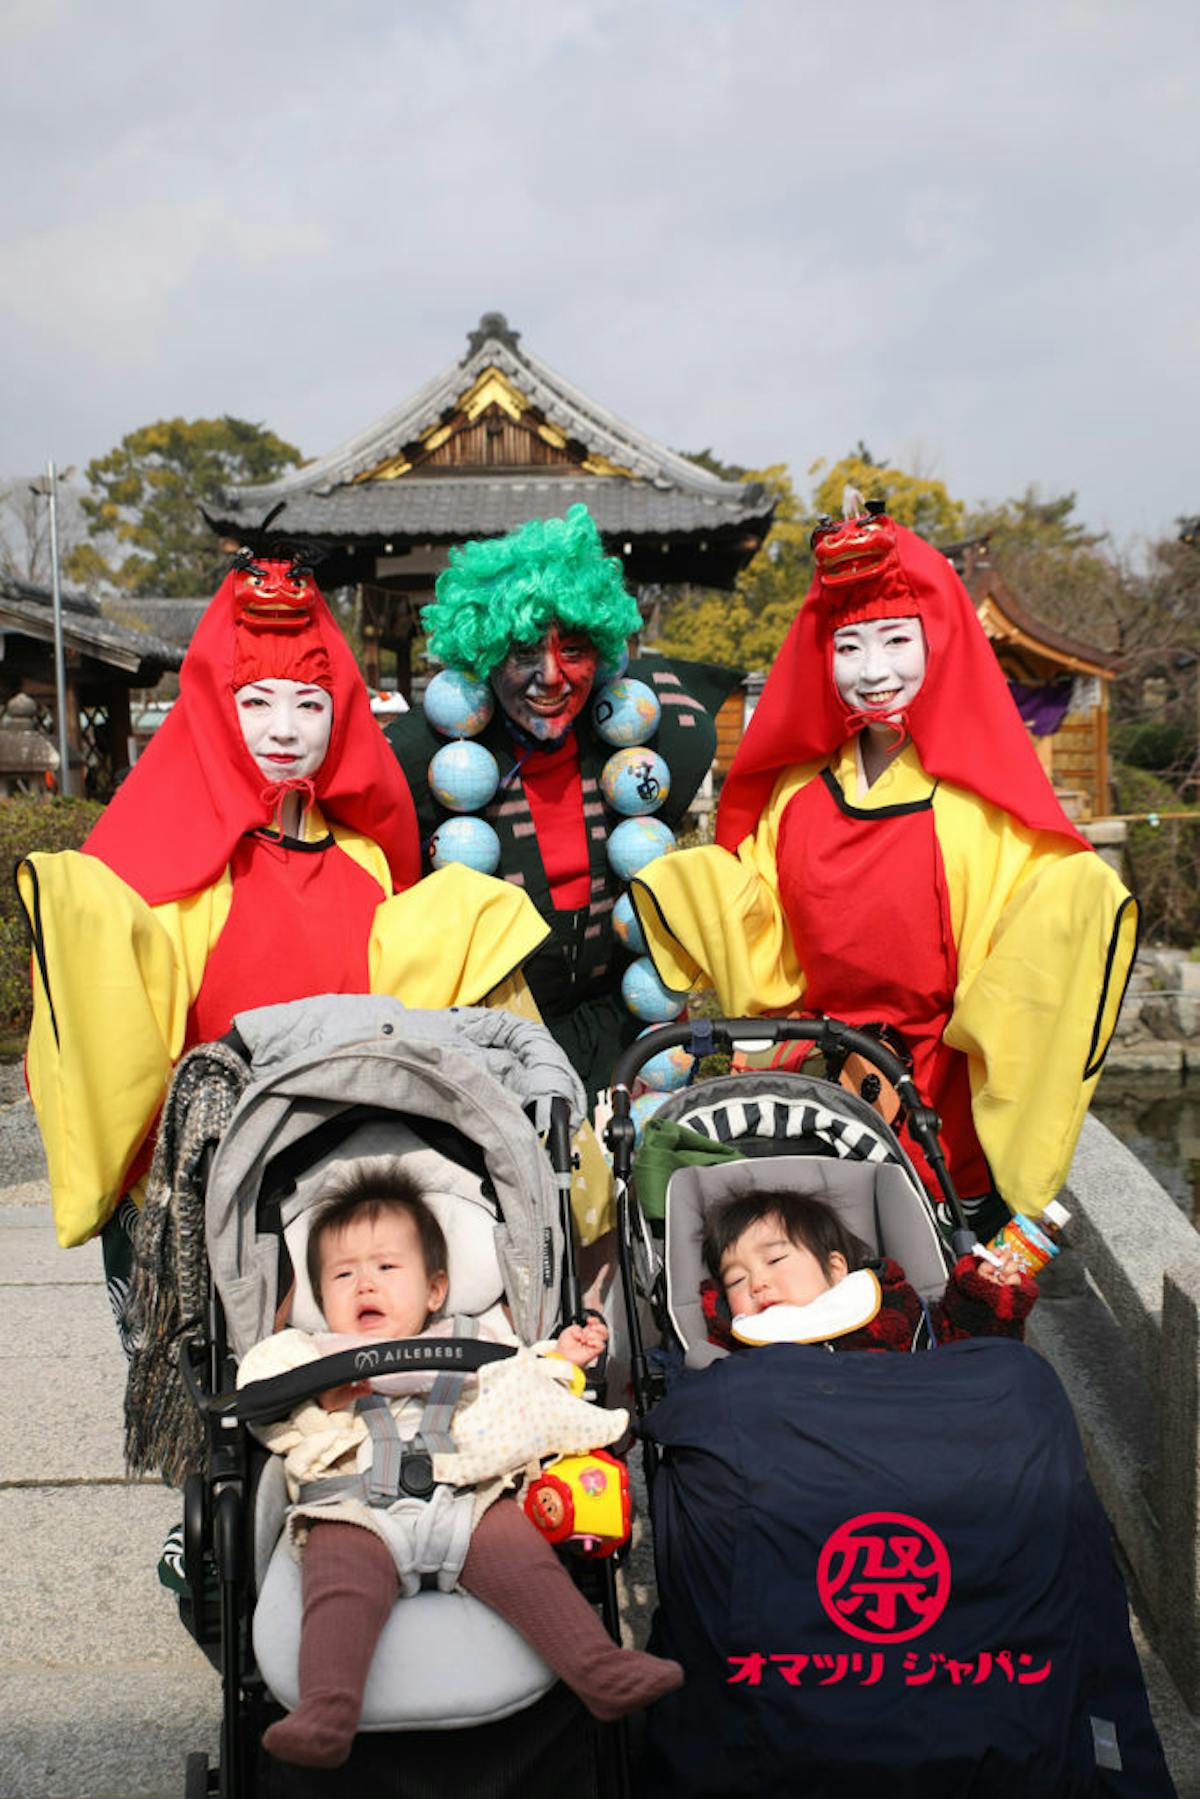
[263,1521,397,1769]
[460,1498,683,1721]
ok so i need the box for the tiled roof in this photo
[216,473,768,541]
[0,575,184,678]
[940,538,1121,673]
[115,596,210,647]
[215,314,771,539]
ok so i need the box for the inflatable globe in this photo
[607,817,676,883]
[594,643,630,686]
[423,668,495,740]
[600,747,670,818]
[428,741,500,813]
[591,678,660,748]
[637,1029,695,1093]
[430,816,501,876]
[622,955,687,1023]
[631,1089,673,1144]
[612,891,648,956]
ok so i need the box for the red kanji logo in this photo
[816,1511,952,1644]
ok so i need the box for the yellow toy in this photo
[524,1449,631,1558]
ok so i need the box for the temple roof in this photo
[0,574,184,684]
[941,537,1121,679]
[211,314,773,586]
[218,474,762,540]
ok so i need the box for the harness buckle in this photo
[399,1450,435,1499]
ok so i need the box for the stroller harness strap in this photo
[300,1317,481,1510]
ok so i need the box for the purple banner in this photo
[1008,679,1074,737]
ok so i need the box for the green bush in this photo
[1110,762,1200,946]
[1110,720,1192,778]
[0,797,103,1030]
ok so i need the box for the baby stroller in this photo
[606,1017,1175,1799]
[127,994,633,1799]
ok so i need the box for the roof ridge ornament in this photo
[465,312,522,359]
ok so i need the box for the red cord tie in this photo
[259,776,317,834]
[842,707,910,749]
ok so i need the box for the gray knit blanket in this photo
[124,1040,251,1485]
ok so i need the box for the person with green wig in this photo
[386,505,738,1147]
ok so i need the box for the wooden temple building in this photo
[210,313,775,694]
[0,573,183,795]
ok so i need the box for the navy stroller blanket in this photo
[642,1339,1173,1798]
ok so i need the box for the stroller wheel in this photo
[184,1750,211,1798]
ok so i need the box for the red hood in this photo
[717,518,1089,855]
[84,565,420,902]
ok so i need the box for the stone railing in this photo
[1028,1113,1200,1709]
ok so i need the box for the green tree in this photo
[651,463,813,667]
[809,452,964,540]
[959,487,1123,648]
[66,416,303,597]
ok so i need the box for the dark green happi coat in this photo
[387,654,737,1102]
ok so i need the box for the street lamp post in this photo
[46,460,71,797]
[29,460,74,797]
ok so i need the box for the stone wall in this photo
[1109,948,1200,1074]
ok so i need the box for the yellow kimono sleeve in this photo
[18,852,201,1247]
[940,800,1138,1216]
[631,767,810,1016]
[369,865,550,1010]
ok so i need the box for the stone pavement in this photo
[0,1179,220,1799]
[2,1105,1198,1796]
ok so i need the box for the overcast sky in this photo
[3,0,1197,553]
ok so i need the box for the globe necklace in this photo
[422,664,694,1051]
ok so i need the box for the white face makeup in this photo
[235,678,333,782]
[832,616,927,721]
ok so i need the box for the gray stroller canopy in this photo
[207,994,586,1356]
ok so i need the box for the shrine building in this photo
[211,313,775,695]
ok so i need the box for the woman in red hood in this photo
[632,510,1137,1237]
[18,548,547,1284]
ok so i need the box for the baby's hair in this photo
[702,1190,870,1287]
[306,1162,448,1301]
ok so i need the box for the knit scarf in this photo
[124,1040,251,1484]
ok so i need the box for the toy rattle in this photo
[524,1449,631,1558]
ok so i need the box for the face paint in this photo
[490,629,599,742]
[235,678,333,781]
[832,616,927,724]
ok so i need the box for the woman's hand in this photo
[554,1317,609,1368]
[317,1379,371,1413]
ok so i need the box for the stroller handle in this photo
[608,1015,971,1246]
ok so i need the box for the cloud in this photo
[1,0,1197,546]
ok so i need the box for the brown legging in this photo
[262,1499,682,1769]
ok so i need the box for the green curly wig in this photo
[422,504,641,681]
